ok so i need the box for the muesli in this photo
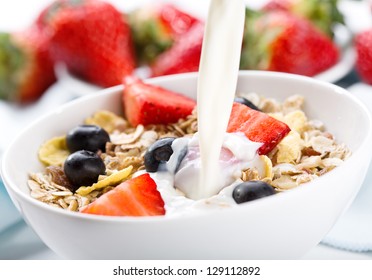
[28,91,350,216]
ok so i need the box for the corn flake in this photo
[276,131,304,164]
[283,110,307,134]
[84,110,128,133]
[260,155,273,179]
[76,165,133,196]
[38,136,69,166]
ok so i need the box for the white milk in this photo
[172,133,262,200]
[150,133,264,215]
[196,0,246,199]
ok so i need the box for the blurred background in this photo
[1,0,372,259]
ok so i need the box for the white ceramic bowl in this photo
[2,71,372,259]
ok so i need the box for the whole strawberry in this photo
[150,22,204,77]
[240,9,339,77]
[355,29,372,84]
[263,0,344,37]
[0,26,56,103]
[129,3,201,64]
[39,0,135,87]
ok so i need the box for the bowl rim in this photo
[2,70,372,223]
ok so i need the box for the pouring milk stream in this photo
[196,0,246,199]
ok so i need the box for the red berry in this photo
[241,11,339,77]
[122,76,196,126]
[355,29,372,84]
[0,26,56,103]
[150,22,204,77]
[227,102,291,155]
[43,0,135,87]
[80,173,165,217]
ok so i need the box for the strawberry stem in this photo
[128,8,173,64]
[294,0,344,37]
[42,0,85,26]
[240,8,281,70]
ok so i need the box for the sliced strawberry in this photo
[122,76,196,126]
[150,22,204,77]
[227,102,291,155]
[80,173,165,217]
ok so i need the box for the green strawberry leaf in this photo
[0,33,25,101]
[240,8,282,70]
[290,0,344,37]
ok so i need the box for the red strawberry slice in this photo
[80,173,165,217]
[122,76,196,126]
[227,102,291,155]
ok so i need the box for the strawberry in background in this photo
[149,5,341,78]
[38,0,135,88]
[0,26,56,103]
[240,9,340,77]
[150,22,204,77]
[263,0,344,37]
[129,3,202,64]
[355,28,372,85]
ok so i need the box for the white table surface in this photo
[1,0,372,260]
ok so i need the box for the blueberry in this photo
[232,181,276,204]
[64,150,106,190]
[66,125,110,153]
[234,97,261,111]
[144,137,176,172]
